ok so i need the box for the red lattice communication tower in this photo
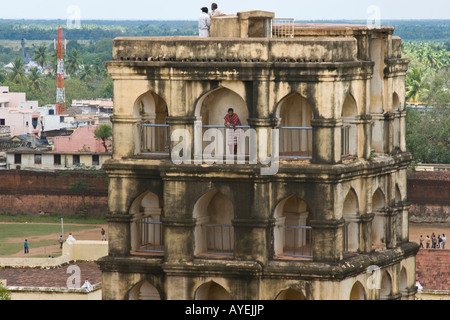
[55,26,66,114]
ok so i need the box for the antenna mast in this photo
[55,26,66,114]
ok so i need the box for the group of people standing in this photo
[199,3,225,37]
[419,233,446,249]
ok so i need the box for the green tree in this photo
[94,124,112,152]
[406,68,428,102]
[33,44,49,68]
[66,49,82,76]
[27,67,42,91]
[7,57,27,86]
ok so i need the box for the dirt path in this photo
[409,222,449,248]
[1,223,108,258]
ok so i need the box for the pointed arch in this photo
[349,281,366,300]
[341,93,358,156]
[342,93,358,117]
[273,195,312,258]
[194,281,232,300]
[343,188,360,252]
[399,267,409,300]
[194,86,248,125]
[276,92,314,158]
[276,287,307,300]
[133,90,168,122]
[380,271,393,300]
[193,189,234,256]
[129,281,161,300]
[129,190,164,253]
[372,188,386,248]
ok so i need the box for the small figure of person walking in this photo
[24,239,29,254]
[59,235,63,249]
[419,235,423,248]
[101,228,106,241]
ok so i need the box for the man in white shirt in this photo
[210,3,225,17]
[199,7,211,37]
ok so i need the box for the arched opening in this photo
[393,92,401,149]
[380,271,393,300]
[349,281,366,300]
[195,281,232,300]
[399,267,409,300]
[273,195,312,258]
[135,91,169,154]
[372,188,386,248]
[277,93,313,158]
[341,93,358,157]
[129,281,161,300]
[343,188,360,253]
[129,191,164,253]
[193,189,234,256]
[276,288,306,300]
[195,87,249,158]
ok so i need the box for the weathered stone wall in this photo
[0,169,108,215]
[408,170,450,222]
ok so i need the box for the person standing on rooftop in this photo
[199,7,211,37]
[210,3,225,17]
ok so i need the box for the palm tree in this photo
[79,64,94,82]
[33,45,49,69]
[7,57,27,86]
[66,50,82,77]
[27,67,42,91]
[406,68,428,102]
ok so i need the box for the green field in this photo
[0,214,106,257]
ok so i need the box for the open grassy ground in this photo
[0,214,107,257]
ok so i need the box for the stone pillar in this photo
[111,115,141,159]
[162,178,195,262]
[360,115,373,159]
[384,112,395,154]
[310,218,344,262]
[167,116,196,164]
[311,118,342,164]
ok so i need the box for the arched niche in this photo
[349,281,366,300]
[129,281,161,300]
[276,92,314,157]
[343,188,360,253]
[195,87,248,126]
[194,281,232,300]
[129,191,163,253]
[134,90,168,123]
[380,271,393,300]
[276,287,306,300]
[273,195,312,257]
[341,93,358,156]
[193,189,234,256]
[399,267,409,300]
[372,188,386,248]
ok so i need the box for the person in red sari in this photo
[224,108,242,155]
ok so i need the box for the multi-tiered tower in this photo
[98,11,419,300]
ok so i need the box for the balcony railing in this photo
[206,223,234,255]
[283,225,313,258]
[136,219,164,253]
[141,123,170,155]
[140,124,318,160]
[196,125,252,160]
[279,126,312,159]
[342,125,350,156]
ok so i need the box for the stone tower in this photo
[98,11,419,300]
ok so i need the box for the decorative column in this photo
[311,118,342,164]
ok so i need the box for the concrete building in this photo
[5,125,111,170]
[98,11,418,300]
[0,86,42,137]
